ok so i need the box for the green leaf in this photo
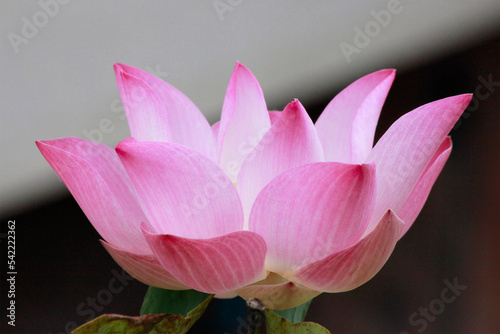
[140,287,211,316]
[72,294,213,334]
[273,299,312,324]
[257,308,331,334]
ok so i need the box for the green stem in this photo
[272,299,312,324]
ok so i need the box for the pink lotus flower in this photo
[37,63,471,310]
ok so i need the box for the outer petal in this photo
[237,100,325,226]
[114,64,217,161]
[237,273,321,310]
[249,162,376,276]
[114,69,173,142]
[218,62,271,182]
[36,138,149,254]
[398,137,452,237]
[101,240,188,290]
[315,69,395,163]
[365,94,472,234]
[142,225,267,294]
[116,140,243,237]
[293,210,403,292]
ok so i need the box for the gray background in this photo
[1,0,500,214]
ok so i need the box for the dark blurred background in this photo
[1,2,499,334]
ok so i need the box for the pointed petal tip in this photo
[385,208,396,219]
[113,63,123,73]
[349,161,376,177]
[366,68,396,80]
[382,68,396,75]
[372,209,405,239]
[36,139,59,157]
[386,209,405,235]
[113,63,138,75]
[357,162,377,193]
[114,139,131,157]
[419,94,473,117]
[445,93,473,106]
[115,137,137,152]
[463,93,474,104]
[377,69,396,84]
[113,63,131,80]
[35,137,80,153]
[35,140,45,149]
[35,138,61,146]
[114,138,141,162]
[118,69,136,82]
[35,140,51,155]
[443,136,453,147]
[114,65,152,87]
[283,98,304,112]
[99,239,109,247]
[234,61,245,70]
[232,61,254,77]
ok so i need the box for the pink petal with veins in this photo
[116,139,242,237]
[36,138,149,254]
[218,62,271,181]
[237,100,324,225]
[250,162,376,275]
[365,94,471,235]
[398,137,452,237]
[316,69,395,163]
[142,225,267,294]
[293,210,403,292]
[101,240,188,290]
